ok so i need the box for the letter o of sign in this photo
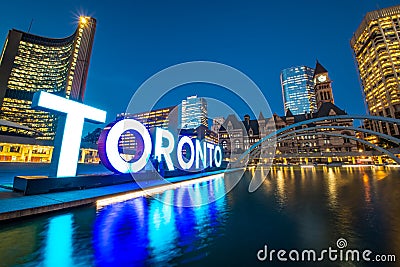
[98,119,152,173]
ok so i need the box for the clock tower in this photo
[314,60,334,109]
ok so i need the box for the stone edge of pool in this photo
[0,168,244,222]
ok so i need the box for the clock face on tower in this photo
[317,75,327,82]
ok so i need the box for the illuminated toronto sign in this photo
[97,119,223,174]
[32,91,222,177]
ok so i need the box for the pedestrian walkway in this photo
[0,169,240,221]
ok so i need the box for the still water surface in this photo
[0,167,399,266]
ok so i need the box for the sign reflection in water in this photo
[2,167,400,266]
[44,214,73,267]
[93,176,227,266]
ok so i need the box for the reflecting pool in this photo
[0,167,399,266]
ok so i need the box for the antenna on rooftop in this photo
[28,19,33,33]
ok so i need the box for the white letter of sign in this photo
[154,128,175,171]
[32,91,106,177]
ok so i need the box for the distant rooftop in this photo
[351,5,400,46]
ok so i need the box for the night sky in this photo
[1,0,399,134]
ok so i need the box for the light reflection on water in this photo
[0,167,399,266]
[92,176,228,266]
[44,214,73,267]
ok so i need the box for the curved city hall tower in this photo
[0,16,96,140]
[313,61,334,109]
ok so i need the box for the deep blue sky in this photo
[1,0,398,134]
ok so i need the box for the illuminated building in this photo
[218,114,265,160]
[313,61,334,109]
[351,5,400,136]
[0,118,97,163]
[274,103,356,156]
[181,95,208,129]
[0,142,53,162]
[0,119,53,162]
[274,103,358,164]
[0,119,40,138]
[117,106,178,129]
[281,66,316,115]
[0,16,96,140]
[116,106,179,159]
[179,125,218,145]
[218,103,358,164]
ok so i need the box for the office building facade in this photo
[117,106,178,130]
[181,95,208,129]
[116,106,179,157]
[280,66,315,115]
[217,103,358,164]
[0,16,96,140]
[351,5,400,136]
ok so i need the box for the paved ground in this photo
[0,187,20,199]
[0,163,111,184]
[0,167,232,221]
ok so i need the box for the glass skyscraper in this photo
[0,16,96,140]
[181,95,208,129]
[351,5,400,137]
[280,66,315,115]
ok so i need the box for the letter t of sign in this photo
[32,91,106,177]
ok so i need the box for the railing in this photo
[233,115,400,166]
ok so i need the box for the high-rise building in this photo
[181,95,208,129]
[117,106,178,129]
[313,61,334,109]
[351,5,400,136]
[0,16,96,140]
[280,66,315,115]
[116,106,179,156]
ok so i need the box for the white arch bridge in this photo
[234,115,400,165]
